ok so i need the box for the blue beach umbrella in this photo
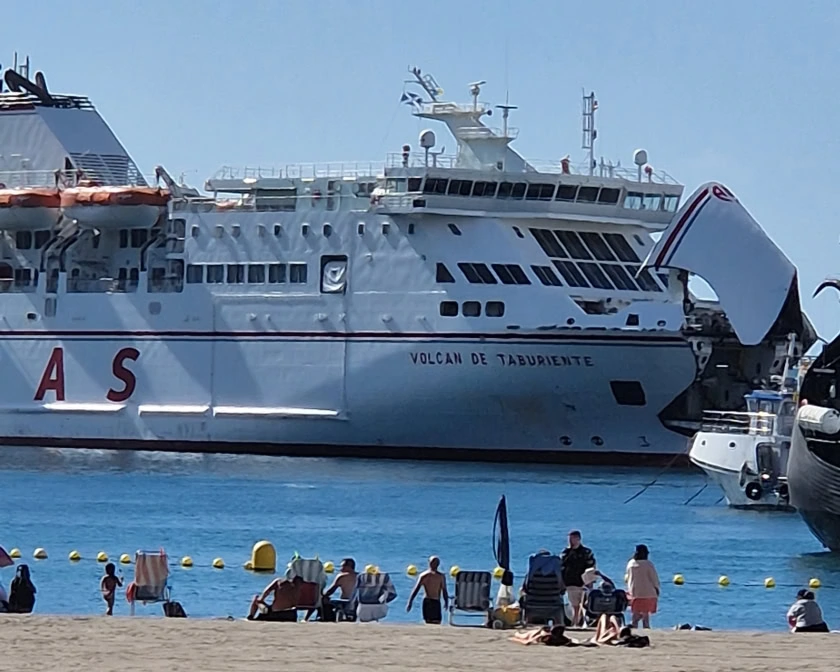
[493,495,513,586]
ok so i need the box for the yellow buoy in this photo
[9,548,21,559]
[364,564,377,574]
[212,557,225,569]
[120,554,131,564]
[449,565,460,578]
[673,574,685,585]
[180,556,193,568]
[809,577,821,589]
[407,564,418,576]
[249,541,276,572]
[96,551,108,563]
[33,548,47,560]
[493,567,504,580]
[324,561,335,574]
[764,577,776,588]
[68,550,81,562]
[718,575,730,587]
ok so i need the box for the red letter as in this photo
[35,347,65,401]
[107,347,139,402]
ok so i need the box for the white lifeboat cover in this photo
[642,182,796,346]
[798,405,840,436]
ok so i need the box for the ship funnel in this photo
[3,68,53,104]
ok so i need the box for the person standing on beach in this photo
[406,556,449,624]
[625,544,660,628]
[560,530,595,627]
[100,563,123,616]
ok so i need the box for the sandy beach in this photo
[0,616,835,672]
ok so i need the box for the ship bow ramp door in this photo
[642,182,806,347]
[211,295,346,418]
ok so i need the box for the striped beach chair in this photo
[522,552,566,626]
[285,556,328,618]
[350,572,398,622]
[449,570,492,627]
[127,549,171,616]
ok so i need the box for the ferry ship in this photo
[0,57,815,463]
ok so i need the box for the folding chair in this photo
[449,570,493,627]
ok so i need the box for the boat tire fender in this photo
[745,481,763,501]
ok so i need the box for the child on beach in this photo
[100,563,123,616]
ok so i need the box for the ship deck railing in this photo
[699,410,782,436]
[0,168,152,189]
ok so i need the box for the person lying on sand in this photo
[511,624,595,647]
[247,576,304,622]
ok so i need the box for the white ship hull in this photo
[0,320,696,462]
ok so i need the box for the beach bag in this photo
[8,579,35,613]
[163,600,187,618]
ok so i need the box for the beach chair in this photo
[585,585,628,626]
[349,572,398,623]
[521,551,566,626]
[127,549,175,616]
[285,555,328,618]
[449,570,493,627]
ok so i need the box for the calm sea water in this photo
[0,446,837,630]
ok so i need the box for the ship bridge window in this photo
[598,188,621,205]
[497,182,527,200]
[131,229,149,248]
[578,262,614,290]
[486,301,505,317]
[290,262,308,284]
[642,194,661,211]
[436,263,455,283]
[15,231,32,249]
[206,264,224,283]
[227,264,245,284]
[423,178,449,195]
[555,231,592,260]
[602,264,639,291]
[407,177,422,192]
[624,192,644,209]
[462,301,481,317]
[529,228,567,258]
[663,194,680,212]
[472,181,497,197]
[492,263,531,285]
[255,188,297,212]
[511,182,526,199]
[448,179,473,196]
[268,263,287,283]
[186,265,203,284]
[555,185,578,202]
[440,301,458,317]
[580,232,617,261]
[248,264,265,283]
[610,380,647,406]
[458,262,497,284]
[553,260,589,288]
[576,186,599,203]
[532,265,563,286]
[626,265,663,292]
[526,183,556,201]
[603,233,641,263]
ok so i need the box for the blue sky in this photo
[4,0,840,337]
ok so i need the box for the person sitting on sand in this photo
[248,575,304,622]
[100,563,123,616]
[787,589,829,633]
[318,557,358,621]
[406,556,449,624]
[8,564,36,614]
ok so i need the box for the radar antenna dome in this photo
[419,129,436,149]
[633,149,648,166]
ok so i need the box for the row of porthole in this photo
[190,221,409,239]
[560,436,605,447]
[439,300,505,318]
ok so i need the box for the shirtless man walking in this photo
[407,556,449,624]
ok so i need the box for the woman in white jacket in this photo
[625,544,660,628]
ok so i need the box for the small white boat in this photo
[688,335,805,510]
[689,389,796,509]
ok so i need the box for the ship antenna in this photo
[409,67,441,102]
[582,89,598,176]
[496,91,518,140]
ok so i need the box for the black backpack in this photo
[163,600,187,618]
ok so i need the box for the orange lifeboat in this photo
[60,186,169,229]
[0,188,62,230]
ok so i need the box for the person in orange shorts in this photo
[624,544,660,628]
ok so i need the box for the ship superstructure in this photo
[0,58,814,462]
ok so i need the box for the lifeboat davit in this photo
[60,186,169,229]
[0,188,62,230]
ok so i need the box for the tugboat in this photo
[688,336,804,509]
